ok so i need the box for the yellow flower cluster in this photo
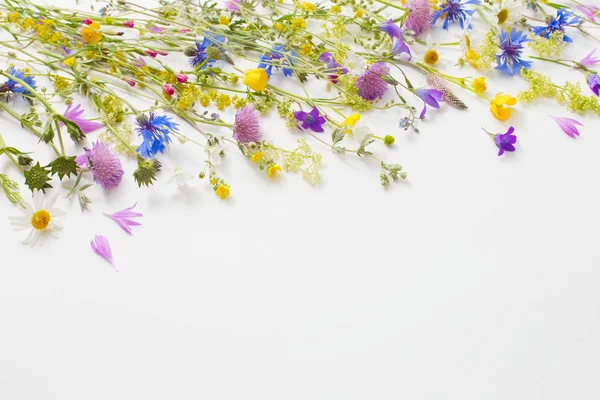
[82,22,102,45]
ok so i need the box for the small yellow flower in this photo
[292,17,306,29]
[424,49,439,66]
[81,25,102,45]
[244,68,268,92]
[219,15,230,26]
[490,93,517,120]
[330,5,341,13]
[268,164,282,179]
[215,184,230,199]
[354,9,365,18]
[472,77,486,93]
[251,151,263,163]
[466,48,480,66]
[344,113,361,127]
[303,2,316,12]
[299,42,312,55]
[63,56,76,67]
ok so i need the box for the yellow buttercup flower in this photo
[219,15,230,26]
[354,9,365,18]
[344,113,361,127]
[243,68,268,92]
[251,151,263,163]
[330,5,341,13]
[303,2,316,12]
[472,77,486,93]
[81,25,102,45]
[292,17,306,29]
[63,56,76,67]
[268,164,282,179]
[490,93,517,120]
[215,184,230,199]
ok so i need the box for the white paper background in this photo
[1,1,600,399]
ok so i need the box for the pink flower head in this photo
[156,50,168,56]
[90,235,113,265]
[123,20,135,28]
[355,62,390,101]
[179,28,192,33]
[550,115,583,138]
[225,0,242,12]
[63,103,104,133]
[145,50,158,58]
[163,83,175,96]
[124,78,136,87]
[233,105,262,143]
[81,18,93,25]
[575,4,599,21]
[579,49,599,67]
[175,73,188,83]
[149,26,165,33]
[104,203,143,235]
[404,0,431,36]
[75,141,124,190]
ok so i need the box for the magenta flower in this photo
[415,88,444,118]
[233,105,262,143]
[175,73,188,83]
[123,20,134,28]
[575,4,599,21]
[81,18,93,25]
[492,126,517,156]
[404,0,431,36]
[124,78,136,87]
[104,203,143,235]
[145,50,158,58]
[63,104,104,133]
[225,0,242,12]
[75,141,124,190]
[156,50,168,56]
[90,235,113,265]
[163,83,175,96]
[355,62,390,101]
[579,49,599,67]
[294,106,327,133]
[550,115,583,138]
[149,26,165,33]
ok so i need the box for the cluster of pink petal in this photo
[233,105,262,143]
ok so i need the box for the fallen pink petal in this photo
[550,115,584,138]
[104,203,143,235]
[90,235,113,265]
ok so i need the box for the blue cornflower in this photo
[135,113,179,159]
[496,28,532,76]
[187,32,225,68]
[257,45,297,77]
[533,8,581,42]
[1,66,37,95]
[431,0,481,30]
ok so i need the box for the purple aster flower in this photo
[579,49,599,67]
[62,103,104,133]
[404,0,431,36]
[104,203,143,235]
[533,8,581,42]
[491,126,517,156]
[496,28,532,76]
[379,20,411,59]
[233,105,262,143]
[75,141,124,190]
[294,106,327,133]
[90,235,113,265]
[550,115,583,138]
[355,62,390,101]
[135,112,179,158]
[431,0,480,30]
[319,52,348,83]
[414,88,444,118]
[576,4,599,21]
[588,74,600,96]
[225,0,241,12]
[258,45,297,77]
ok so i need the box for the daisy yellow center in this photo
[31,210,51,230]
[424,49,439,65]
[497,8,509,24]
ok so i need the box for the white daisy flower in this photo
[9,190,66,246]
[490,0,522,26]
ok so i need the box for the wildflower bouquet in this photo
[0,0,599,265]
